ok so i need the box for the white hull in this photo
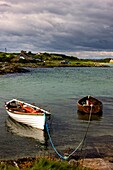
[5,99,51,130]
[6,110,45,130]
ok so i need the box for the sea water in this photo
[0,67,113,160]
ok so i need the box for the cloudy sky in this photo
[0,0,113,58]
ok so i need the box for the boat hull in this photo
[6,110,45,130]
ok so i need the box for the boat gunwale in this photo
[78,96,102,105]
[5,99,51,115]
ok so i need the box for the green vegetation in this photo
[0,51,111,74]
[0,51,111,65]
[0,157,92,170]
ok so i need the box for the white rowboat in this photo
[5,99,51,130]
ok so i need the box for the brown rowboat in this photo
[77,96,103,114]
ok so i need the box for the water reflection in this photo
[77,110,103,121]
[6,117,49,145]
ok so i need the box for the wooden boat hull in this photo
[77,96,103,114]
[5,99,51,130]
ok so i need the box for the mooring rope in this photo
[80,105,93,151]
[46,105,93,160]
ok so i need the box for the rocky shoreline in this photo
[0,64,30,75]
[0,62,109,75]
[0,155,113,170]
[1,138,113,169]
[1,143,113,170]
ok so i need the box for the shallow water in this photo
[0,67,113,160]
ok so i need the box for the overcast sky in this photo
[0,0,113,58]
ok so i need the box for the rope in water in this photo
[80,105,93,151]
[46,105,93,160]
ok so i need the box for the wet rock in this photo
[68,159,78,167]
[79,158,113,170]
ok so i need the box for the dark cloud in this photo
[0,0,113,54]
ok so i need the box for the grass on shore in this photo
[0,157,92,170]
